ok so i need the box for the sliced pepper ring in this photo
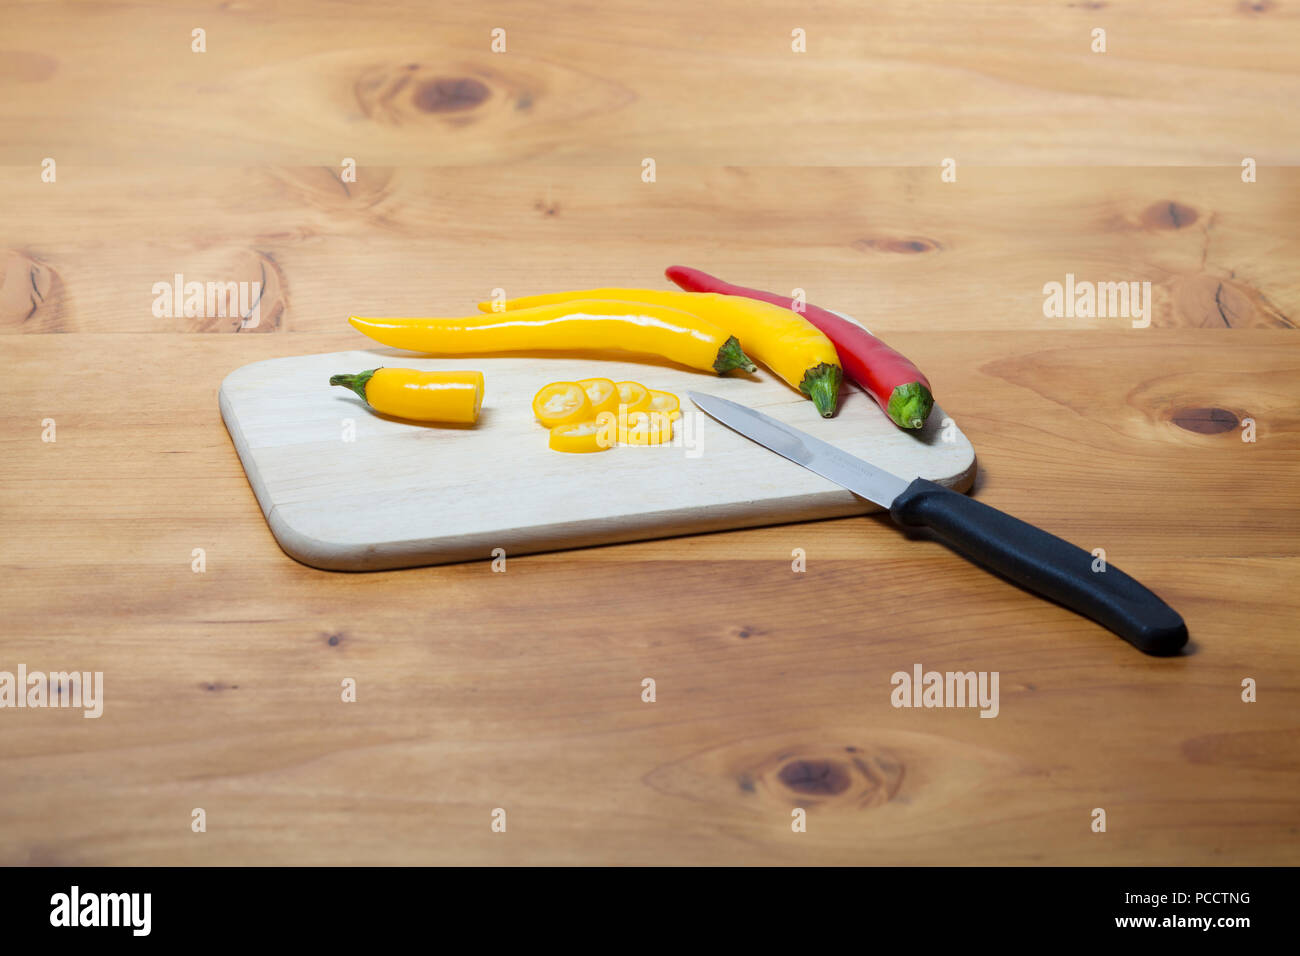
[532,381,591,428]
[577,377,621,418]
[647,389,680,420]
[623,410,676,446]
[549,419,614,454]
[614,381,651,414]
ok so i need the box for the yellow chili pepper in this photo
[481,289,842,417]
[329,368,483,423]
[577,378,620,418]
[348,300,756,375]
[549,419,614,454]
[532,381,591,427]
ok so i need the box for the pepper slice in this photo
[549,419,614,454]
[647,389,680,420]
[623,410,675,446]
[577,378,621,418]
[532,382,591,427]
[614,381,652,414]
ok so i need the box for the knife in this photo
[688,391,1188,656]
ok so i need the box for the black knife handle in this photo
[888,479,1187,655]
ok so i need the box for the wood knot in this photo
[760,746,903,808]
[1237,0,1275,13]
[724,624,766,641]
[853,236,942,254]
[165,250,286,333]
[643,732,943,815]
[1140,201,1198,230]
[0,250,68,331]
[778,759,852,795]
[1169,407,1239,434]
[1167,275,1294,328]
[356,64,503,127]
[413,76,491,113]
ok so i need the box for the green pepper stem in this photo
[887,381,934,430]
[329,368,380,405]
[713,336,758,374]
[800,362,843,418]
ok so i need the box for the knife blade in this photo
[688,391,1188,656]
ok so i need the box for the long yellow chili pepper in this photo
[330,368,484,423]
[479,289,843,417]
[348,300,756,375]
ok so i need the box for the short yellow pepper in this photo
[330,368,484,423]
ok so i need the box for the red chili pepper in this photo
[665,265,934,430]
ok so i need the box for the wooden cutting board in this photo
[219,346,976,570]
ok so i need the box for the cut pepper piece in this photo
[623,410,676,446]
[577,377,620,418]
[614,381,651,414]
[647,389,680,420]
[329,368,484,424]
[548,419,614,454]
[532,381,591,427]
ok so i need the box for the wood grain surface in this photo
[1,0,1298,866]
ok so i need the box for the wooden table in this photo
[2,0,1297,865]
